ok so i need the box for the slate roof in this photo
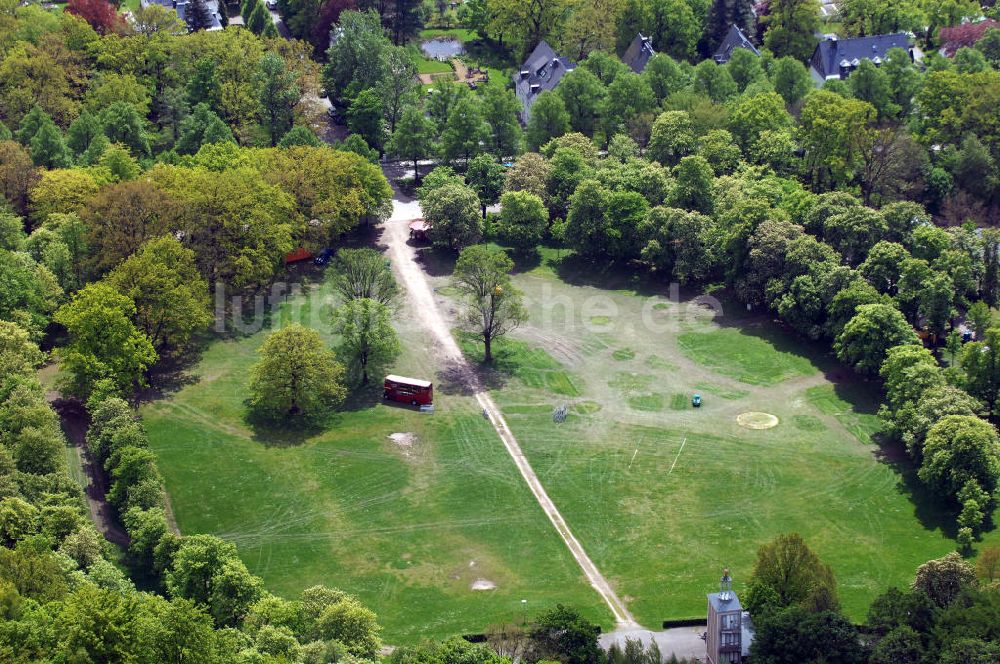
[622,33,655,73]
[810,33,912,80]
[512,41,575,124]
[938,19,1000,57]
[713,24,759,64]
[707,591,743,614]
[142,0,223,30]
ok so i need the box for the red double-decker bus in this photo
[383,375,433,406]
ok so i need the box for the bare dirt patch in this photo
[470,578,497,591]
[737,412,780,430]
[388,432,418,457]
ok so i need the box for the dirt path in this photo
[383,195,638,629]
[49,397,131,548]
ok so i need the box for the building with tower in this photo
[706,569,754,664]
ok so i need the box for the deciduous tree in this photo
[386,106,435,183]
[422,181,482,250]
[525,92,570,151]
[257,53,299,147]
[497,191,547,253]
[453,245,526,363]
[465,153,506,219]
[107,236,212,352]
[333,248,398,305]
[834,303,918,374]
[55,282,157,397]
[248,324,346,419]
[333,298,399,385]
[763,0,820,61]
[746,532,840,617]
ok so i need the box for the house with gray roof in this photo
[713,24,759,64]
[512,41,575,125]
[809,33,916,84]
[141,0,224,30]
[622,33,655,73]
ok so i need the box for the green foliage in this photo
[498,190,548,253]
[919,415,1000,521]
[670,155,715,213]
[440,94,488,164]
[770,56,812,106]
[347,89,386,152]
[912,552,976,608]
[422,181,482,250]
[763,0,820,61]
[256,53,300,147]
[453,245,527,362]
[248,324,346,420]
[333,248,398,306]
[106,236,212,352]
[647,110,696,167]
[386,105,436,180]
[465,153,506,218]
[526,92,570,151]
[529,604,602,664]
[99,102,151,158]
[747,533,840,617]
[835,303,918,374]
[750,608,865,664]
[278,125,322,148]
[333,298,400,385]
[55,282,157,397]
[29,121,71,169]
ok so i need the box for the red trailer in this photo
[383,374,433,406]
[284,246,313,264]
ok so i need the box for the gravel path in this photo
[383,189,638,629]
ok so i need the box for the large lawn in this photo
[143,270,609,642]
[146,245,1000,640]
[473,250,1000,625]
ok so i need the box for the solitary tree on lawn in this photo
[453,245,527,363]
[248,324,346,420]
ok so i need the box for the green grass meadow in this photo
[482,250,1000,625]
[143,272,609,642]
[145,249,1000,641]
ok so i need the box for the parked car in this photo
[313,248,334,265]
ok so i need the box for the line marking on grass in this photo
[385,212,638,629]
[628,448,639,470]
[666,437,687,477]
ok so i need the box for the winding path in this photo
[383,189,638,629]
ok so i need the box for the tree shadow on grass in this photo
[507,249,542,275]
[552,253,673,298]
[244,407,327,448]
[339,380,386,412]
[140,345,206,403]
[415,245,457,277]
[890,458,960,539]
[435,354,510,397]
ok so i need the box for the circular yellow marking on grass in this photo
[737,412,780,429]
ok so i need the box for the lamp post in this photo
[521,599,527,626]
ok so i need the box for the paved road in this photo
[382,180,637,629]
[599,625,706,661]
